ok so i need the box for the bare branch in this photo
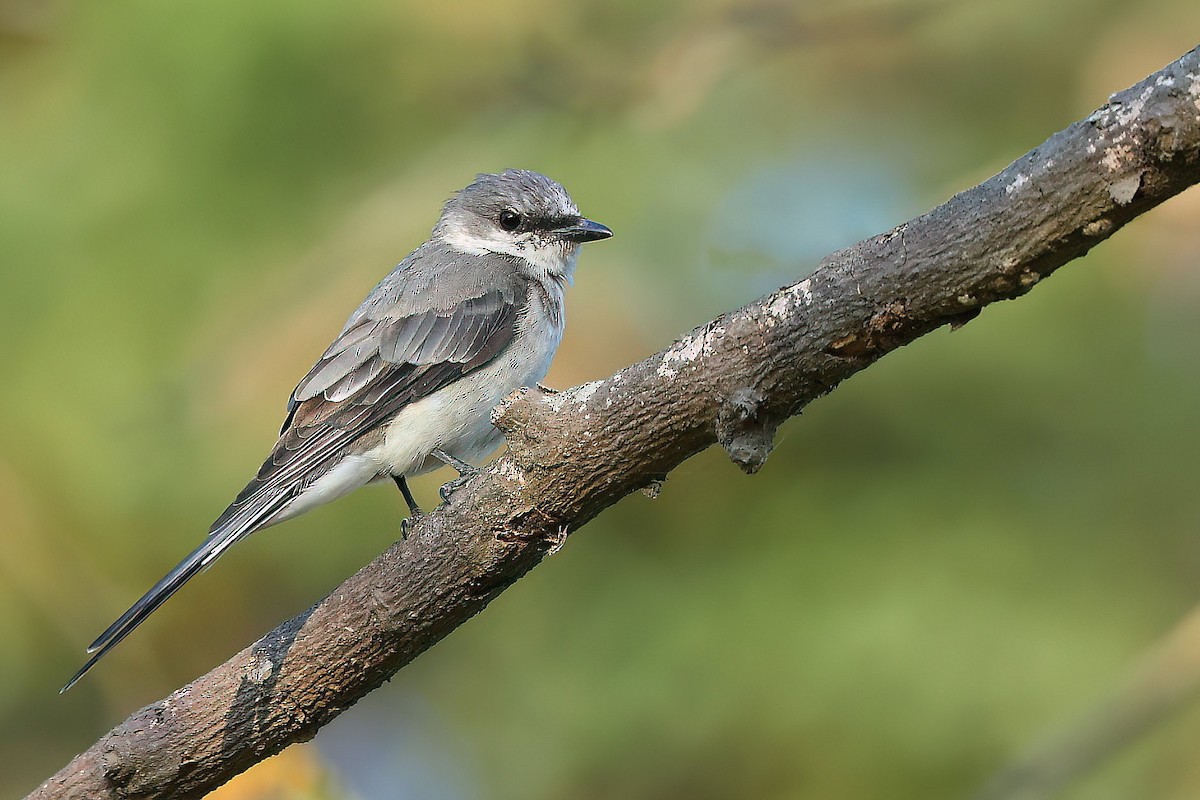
[28,47,1200,800]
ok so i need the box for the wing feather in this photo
[324,318,378,356]
[210,280,527,535]
[324,357,388,403]
[302,338,382,401]
[378,312,431,364]
[427,307,470,363]
[413,315,452,363]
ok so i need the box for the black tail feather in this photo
[61,529,238,693]
[62,457,304,692]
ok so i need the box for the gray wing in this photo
[212,251,527,535]
[288,285,518,412]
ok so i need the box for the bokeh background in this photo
[3,1,1200,798]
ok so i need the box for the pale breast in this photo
[372,277,566,477]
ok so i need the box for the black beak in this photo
[558,218,613,243]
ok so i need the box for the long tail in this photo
[60,529,239,692]
[61,490,294,693]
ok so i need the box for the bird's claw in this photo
[535,383,559,394]
[438,472,476,504]
[400,508,423,539]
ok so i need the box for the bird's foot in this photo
[400,508,423,539]
[438,472,477,504]
[431,448,480,503]
[535,383,559,394]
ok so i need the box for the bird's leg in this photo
[432,448,480,503]
[393,475,421,537]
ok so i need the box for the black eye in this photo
[498,209,522,232]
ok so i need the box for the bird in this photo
[62,169,612,692]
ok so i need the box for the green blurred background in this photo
[3,1,1200,798]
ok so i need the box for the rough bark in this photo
[28,47,1200,800]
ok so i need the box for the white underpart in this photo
[270,268,567,524]
[373,275,565,473]
[269,453,382,524]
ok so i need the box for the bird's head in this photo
[434,169,612,281]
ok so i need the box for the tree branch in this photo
[29,47,1200,800]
